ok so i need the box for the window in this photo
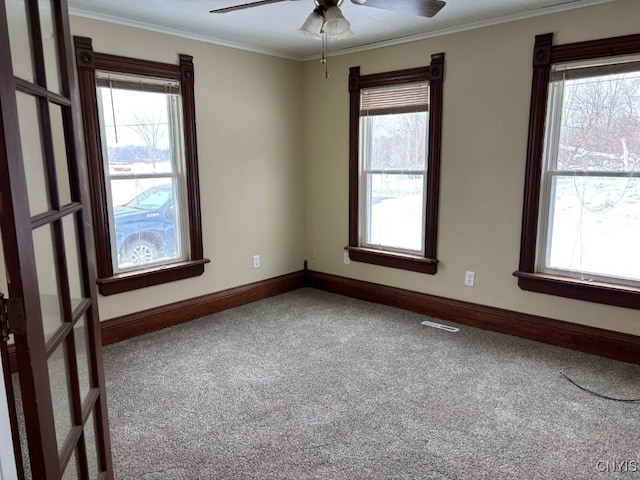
[97,73,187,272]
[516,33,640,310]
[347,54,445,274]
[74,36,209,295]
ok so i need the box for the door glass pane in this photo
[61,449,78,480]
[5,0,34,83]
[48,342,73,455]
[33,224,63,343]
[73,315,92,402]
[109,178,186,271]
[84,410,100,478]
[51,103,72,207]
[62,215,84,301]
[16,93,50,216]
[38,0,61,94]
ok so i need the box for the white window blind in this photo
[361,82,429,116]
[551,54,640,82]
[96,72,181,94]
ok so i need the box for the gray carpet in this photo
[103,288,640,479]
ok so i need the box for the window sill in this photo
[345,246,438,274]
[513,271,640,310]
[97,258,210,296]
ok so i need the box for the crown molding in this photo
[302,0,618,61]
[68,8,301,60]
[71,0,617,62]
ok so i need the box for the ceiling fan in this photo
[210,0,446,77]
[210,0,447,20]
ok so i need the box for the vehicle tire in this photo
[122,238,159,265]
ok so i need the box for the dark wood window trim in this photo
[347,54,444,274]
[73,36,209,296]
[515,32,640,310]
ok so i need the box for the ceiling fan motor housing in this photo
[315,0,344,8]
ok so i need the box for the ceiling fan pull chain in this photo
[321,33,329,79]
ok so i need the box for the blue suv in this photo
[113,183,179,267]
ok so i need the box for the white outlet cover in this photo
[343,251,350,265]
[464,271,475,287]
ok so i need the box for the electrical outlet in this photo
[310,247,316,259]
[253,255,260,269]
[343,251,350,265]
[464,270,475,287]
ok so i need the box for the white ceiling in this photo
[68,0,617,60]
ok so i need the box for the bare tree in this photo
[559,73,640,172]
[556,72,640,216]
[128,113,168,170]
[370,112,427,171]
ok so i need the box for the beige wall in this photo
[70,17,306,320]
[3,2,638,335]
[303,0,640,336]
[0,2,637,336]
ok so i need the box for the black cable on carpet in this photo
[560,372,640,402]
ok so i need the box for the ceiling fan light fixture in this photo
[297,6,325,38]
[323,5,345,22]
[324,22,354,39]
[322,6,351,38]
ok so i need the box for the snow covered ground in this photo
[367,175,639,283]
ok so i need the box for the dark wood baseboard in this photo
[306,270,640,365]
[6,271,305,374]
[101,270,306,346]
[7,271,305,373]
[7,268,639,373]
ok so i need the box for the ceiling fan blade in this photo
[210,0,295,14]
[351,0,446,18]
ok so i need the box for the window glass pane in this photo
[359,88,428,254]
[109,178,186,270]
[556,68,640,172]
[545,176,640,283]
[95,72,189,274]
[542,57,640,286]
[362,112,428,170]
[365,173,424,252]
[98,79,181,176]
